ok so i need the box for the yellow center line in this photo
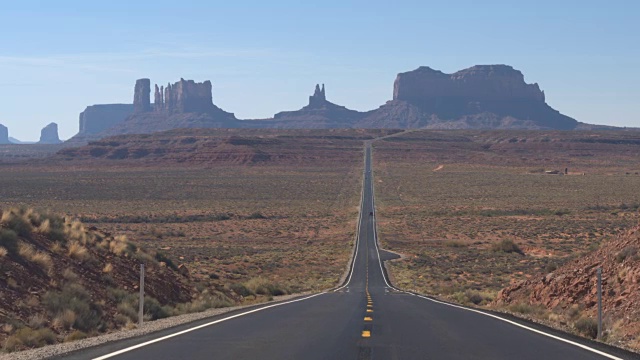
[362,331,371,338]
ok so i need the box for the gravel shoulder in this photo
[1,293,312,360]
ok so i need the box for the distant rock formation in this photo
[99,78,238,136]
[0,124,10,144]
[359,65,578,130]
[39,123,63,144]
[154,78,217,114]
[78,104,134,136]
[261,84,365,128]
[393,65,545,103]
[133,79,151,113]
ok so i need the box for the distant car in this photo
[369,212,373,216]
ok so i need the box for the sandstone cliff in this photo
[38,122,62,144]
[0,124,9,144]
[78,104,134,135]
[103,78,239,136]
[359,65,578,130]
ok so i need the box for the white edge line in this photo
[403,292,623,360]
[93,293,326,360]
[334,145,367,292]
[369,145,393,288]
[95,144,369,358]
[367,148,624,360]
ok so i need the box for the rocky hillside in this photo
[0,207,235,352]
[358,65,578,130]
[496,223,640,347]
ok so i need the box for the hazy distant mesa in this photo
[3,65,614,145]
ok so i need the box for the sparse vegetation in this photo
[575,317,598,339]
[491,239,525,255]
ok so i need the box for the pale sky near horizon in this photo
[1,0,638,140]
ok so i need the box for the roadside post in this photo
[139,263,145,327]
[597,267,602,339]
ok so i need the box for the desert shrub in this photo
[155,252,178,271]
[27,314,47,329]
[245,277,287,296]
[52,309,77,331]
[43,283,102,332]
[230,283,254,297]
[3,327,56,352]
[0,246,7,258]
[1,209,33,237]
[64,330,87,342]
[31,251,53,272]
[0,229,19,254]
[117,302,138,323]
[615,246,638,263]
[544,262,558,273]
[247,212,267,220]
[103,263,113,273]
[18,242,36,259]
[491,239,524,255]
[144,296,171,320]
[444,240,467,248]
[575,317,598,338]
[509,303,536,315]
[67,241,90,261]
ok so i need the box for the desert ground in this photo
[372,130,640,347]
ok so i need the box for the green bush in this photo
[43,284,102,332]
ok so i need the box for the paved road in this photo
[62,144,632,360]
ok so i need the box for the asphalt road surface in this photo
[62,143,633,360]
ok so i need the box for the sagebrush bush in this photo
[18,242,36,259]
[67,241,90,261]
[43,283,102,332]
[0,208,34,237]
[64,330,87,343]
[230,283,254,297]
[244,277,287,296]
[491,239,525,255]
[575,317,598,338]
[615,246,638,263]
[3,327,56,352]
[0,229,19,254]
[0,246,7,258]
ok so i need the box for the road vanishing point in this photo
[60,143,633,360]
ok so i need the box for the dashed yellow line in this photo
[362,330,371,338]
[364,317,373,322]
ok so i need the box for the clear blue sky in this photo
[1,0,638,140]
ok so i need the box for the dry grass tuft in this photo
[67,241,90,261]
[0,246,7,258]
[103,263,113,273]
